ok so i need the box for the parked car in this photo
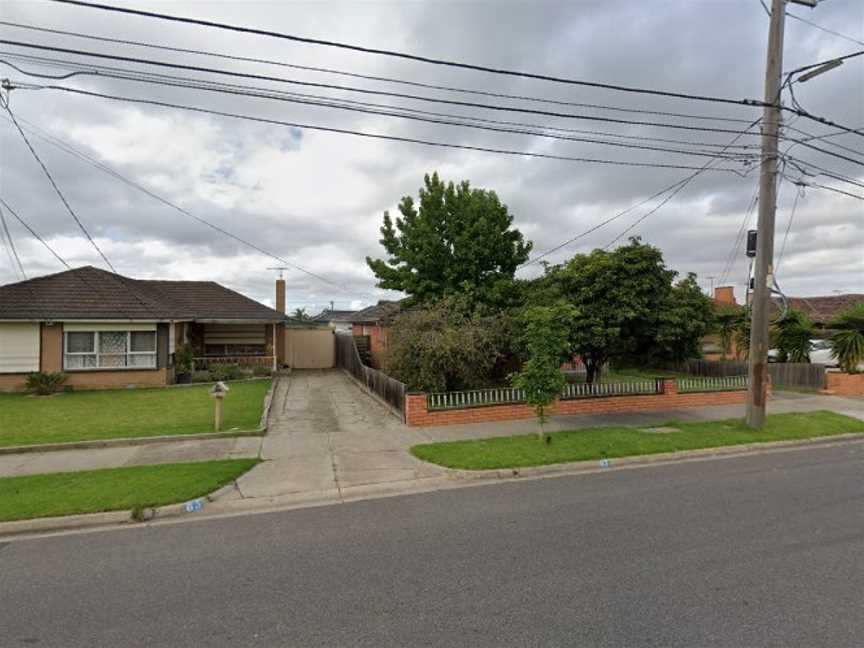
[768,339,838,366]
[809,339,838,366]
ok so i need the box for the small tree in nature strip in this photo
[512,304,577,440]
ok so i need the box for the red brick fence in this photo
[824,372,864,397]
[405,376,767,427]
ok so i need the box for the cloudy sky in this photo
[0,0,861,313]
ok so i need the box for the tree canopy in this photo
[366,172,531,309]
[527,238,713,380]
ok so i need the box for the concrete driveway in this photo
[234,370,444,499]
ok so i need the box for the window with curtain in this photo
[64,330,157,369]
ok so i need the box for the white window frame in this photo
[64,330,157,370]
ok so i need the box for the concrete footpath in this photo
[0,436,262,478]
[211,371,864,511]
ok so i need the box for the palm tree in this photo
[830,304,864,372]
[772,309,814,363]
[733,308,750,360]
[714,306,739,360]
[291,307,310,321]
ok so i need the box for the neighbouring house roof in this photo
[311,309,357,323]
[772,293,864,325]
[0,266,288,323]
[349,300,404,324]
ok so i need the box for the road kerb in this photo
[3,432,863,540]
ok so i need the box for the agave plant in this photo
[772,309,814,363]
[830,304,864,372]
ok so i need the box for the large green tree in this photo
[366,173,531,308]
[652,274,716,363]
[537,239,678,382]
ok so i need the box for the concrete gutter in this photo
[0,381,276,456]
[3,432,863,541]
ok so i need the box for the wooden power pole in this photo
[746,0,787,428]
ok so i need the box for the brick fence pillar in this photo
[662,378,678,395]
[405,392,428,426]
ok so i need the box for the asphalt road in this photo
[3,443,864,647]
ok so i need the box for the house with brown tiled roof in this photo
[771,294,864,327]
[0,266,325,392]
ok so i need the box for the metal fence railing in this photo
[560,380,661,399]
[677,375,749,393]
[335,333,406,419]
[427,380,662,411]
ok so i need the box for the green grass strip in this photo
[0,459,258,522]
[411,411,864,470]
[0,380,271,448]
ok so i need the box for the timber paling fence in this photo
[666,359,826,390]
[335,333,406,419]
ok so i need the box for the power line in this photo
[1,93,116,271]
[0,40,768,137]
[521,178,691,267]
[525,117,763,264]
[807,181,864,201]
[0,203,26,279]
[0,54,765,156]
[718,187,759,287]
[0,20,759,125]
[49,0,773,109]
[0,113,373,294]
[13,82,750,175]
[775,181,802,274]
[0,59,761,163]
[0,196,71,269]
[786,11,864,47]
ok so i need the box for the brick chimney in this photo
[714,286,737,306]
[275,278,286,313]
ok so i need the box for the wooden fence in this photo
[335,333,406,419]
[663,359,826,390]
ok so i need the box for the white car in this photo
[768,339,838,366]
[809,339,838,367]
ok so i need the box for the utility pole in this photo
[746,0,787,428]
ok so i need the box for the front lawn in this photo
[0,380,271,448]
[411,411,864,470]
[0,459,258,522]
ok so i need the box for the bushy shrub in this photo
[191,370,214,383]
[208,363,242,381]
[252,365,273,377]
[385,297,516,392]
[25,371,67,395]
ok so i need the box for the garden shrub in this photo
[208,363,242,381]
[385,297,516,392]
[191,370,214,383]
[252,365,273,377]
[25,371,67,395]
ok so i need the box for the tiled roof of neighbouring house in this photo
[0,266,288,322]
[311,309,358,323]
[771,294,864,325]
[348,300,404,324]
